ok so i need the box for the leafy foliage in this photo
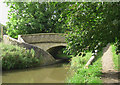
[112,44,120,71]
[114,40,120,54]
[6,2,120,55]
[60,2,120,56]
[0,43,41,70]
[6,2,68,38]
[67,51,102,83]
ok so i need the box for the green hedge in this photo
[0,43,41,70]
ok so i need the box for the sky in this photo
[0,1,9,25]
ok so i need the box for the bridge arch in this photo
[4,33,69,66]
[18,33,68,60]
[45,44,67,51]
[46,45,67,59]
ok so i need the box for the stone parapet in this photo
[3,35,56,66]
[19,33,66,43]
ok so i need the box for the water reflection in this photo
[2,63,69,83]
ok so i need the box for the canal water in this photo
[2,62,69,83]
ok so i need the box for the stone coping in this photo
[19,33,65,36]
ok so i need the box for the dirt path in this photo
[102,44,119,84]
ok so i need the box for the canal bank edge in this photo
[3,35,56,66]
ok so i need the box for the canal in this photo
[2,62,69,83]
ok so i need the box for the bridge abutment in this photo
[3,33,67,66]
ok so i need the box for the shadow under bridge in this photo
[18,33,68,60]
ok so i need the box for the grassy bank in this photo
[112,44,120,71]
[0,43,41,70]
[66,51,103,83]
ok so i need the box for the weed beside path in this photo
[66,52,103,83]
[112,45,120,71]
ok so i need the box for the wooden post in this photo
[85,56,95,68]
[84,50,98,68]
[1,26,3,39]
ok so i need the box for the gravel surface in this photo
[102,44,119,84]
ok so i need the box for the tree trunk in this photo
[1,26,3,39]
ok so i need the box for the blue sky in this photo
[0,2,9,25]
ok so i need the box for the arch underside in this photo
[31,43,67,59]
[18,33,68,64]
[31,43,67,51]
[46,45,67,59]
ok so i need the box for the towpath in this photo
[102,44,119,84]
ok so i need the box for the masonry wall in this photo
[18,33,67,51]
[3,35,56,66]
[19,33,66,44]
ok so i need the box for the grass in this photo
[66,51,103,83]
[0,42,41,70]
[111,44,120,71]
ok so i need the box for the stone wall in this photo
[32,43,67,51]
[19,33,66,44]
[3,35,56,66]
[18,33,67,51]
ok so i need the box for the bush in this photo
[114,40,120,54]
[112,44,120,71]
[0,43,41,70]
[67,51,103,83]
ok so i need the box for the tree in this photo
[6,2,69,38]
[59,2,120,56]
[6,2,120,55]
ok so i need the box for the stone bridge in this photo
[18,33,67,51]
[3,33,67,66]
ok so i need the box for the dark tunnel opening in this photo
[47,46,70,61]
